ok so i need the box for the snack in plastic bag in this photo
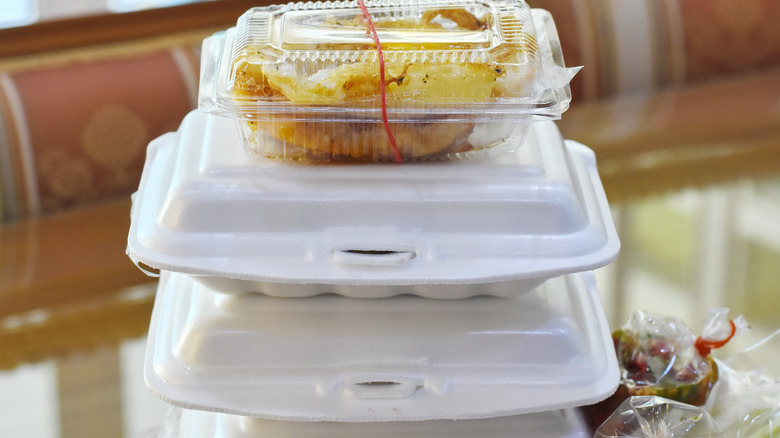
[594,396,725,438]
[583,308,747,430]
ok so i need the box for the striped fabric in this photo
[527,0,780,200]
[0,42,201,222]
[528,0,780,101]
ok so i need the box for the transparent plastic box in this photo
[198,0,578,162]
[144,271,619,421]
[126,111,620,298]
[153,407,591,438]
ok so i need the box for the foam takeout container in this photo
[144,271,619,421]
[155,407,591,438]
[198,0,578,162]
[126,111,619,298]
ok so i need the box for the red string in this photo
[356,0,402,162]
[695,319,737,358]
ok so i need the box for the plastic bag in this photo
[594,396,725,438]
[614,308,747,401]
[141,406,179,438]
[582,308,746,430]
[706,328,780,438]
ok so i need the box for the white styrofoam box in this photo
[127,111,619,298]
[144,271,619,421]
[156,407,591,438]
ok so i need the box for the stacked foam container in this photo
[127,1,622,436]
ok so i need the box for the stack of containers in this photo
[127,0,622,436]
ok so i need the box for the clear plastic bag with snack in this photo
[582,308,748,430]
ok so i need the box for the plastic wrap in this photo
[594,396,725,438]
[706,328,780,438]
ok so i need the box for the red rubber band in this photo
[695,319,737,357]
[356,0,402,162]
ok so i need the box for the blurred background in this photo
[1,0,779,436]
[1,0,213,28]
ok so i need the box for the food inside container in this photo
[198,0,578,162]
[144,271,619,421]
[156,407,591,438]
[126,112,620,296]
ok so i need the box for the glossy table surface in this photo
[4,161,780,437]
[2,69,780,438]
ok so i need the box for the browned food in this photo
[248,116,475,161]
[230,8,535,161]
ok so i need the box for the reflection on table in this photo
[3,174,780,437]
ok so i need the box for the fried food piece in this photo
[254,61,502,105]
[235,59,503,160]
[230,8,533,161]
[250,117,475,161]
[421,8,487,30]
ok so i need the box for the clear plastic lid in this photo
[197,1,578,161]
[144,271,619,421]
[126,111,620,295]
[200,0,575,117]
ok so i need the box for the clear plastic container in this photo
[144,271,619,421]
[154,406,591,438]
[126,111,620,297]
[198,0,578,162]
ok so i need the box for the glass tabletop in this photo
[3,173,779,437]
